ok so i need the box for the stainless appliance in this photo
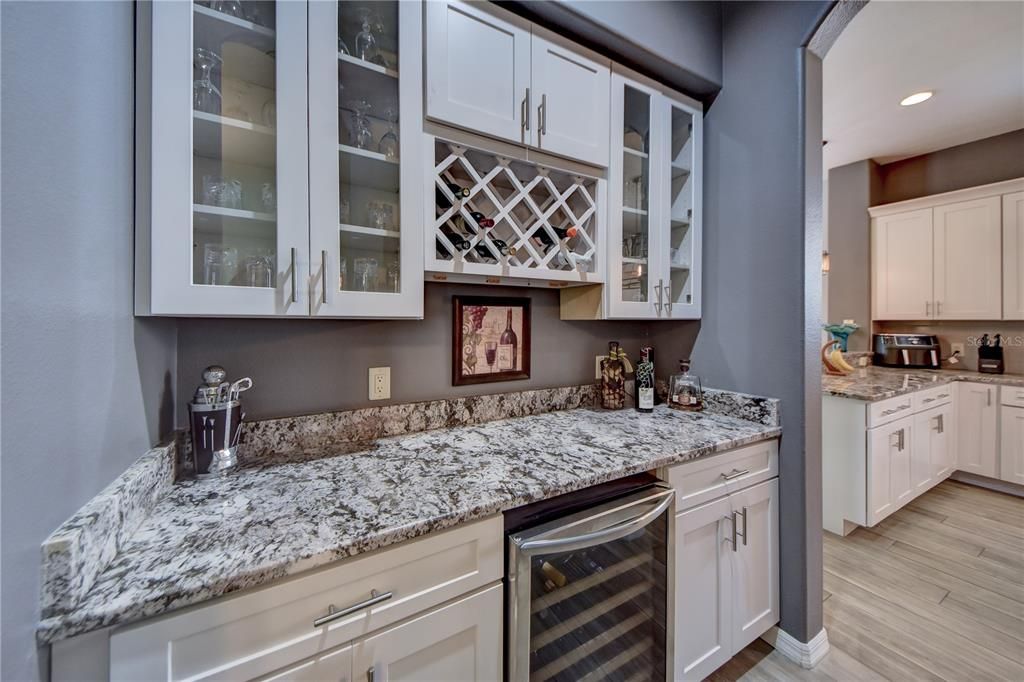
[505,474,675,681]
[873,333,941,369]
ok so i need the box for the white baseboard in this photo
[761,626,830,669]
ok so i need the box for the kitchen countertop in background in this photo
[38,401,780,643]
[822,365,1024,402]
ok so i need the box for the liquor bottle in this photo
[435,182,470,209]
[668,359,703,411]
[497,308,518,371]
[439,225,470,252]
[635,347,654,413]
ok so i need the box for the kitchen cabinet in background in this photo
[872,208,933,321]
[933,197,1002,320]
[1004,191,1024,320]
[1000,387,1024,484]
[956,382,998,478]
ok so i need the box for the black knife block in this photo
[978,345,1004,374]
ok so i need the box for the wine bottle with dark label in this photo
[635,346,654,413]
[533,225,579,248]
[440,225,470,251]
[473,243,496,261]
[498,308,518,371]
[468,211,495,229]
[435,182,470,210]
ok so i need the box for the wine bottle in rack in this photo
[472,243,497,262]
[490,239,512,257]
[435,182,470,210]
[468,211,495,229]
[498,308,518,371]
[533,225,579,249]
[552,250,591,269]
[439,225,470,252]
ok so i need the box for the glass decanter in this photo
[354,7,378,63]
[668,359,703,411]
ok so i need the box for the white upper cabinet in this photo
[137,1,310,316]
[933,197,1002,320]
[529,35,610,167]
[137,1,425,318]
[604,71,703,319]
[424,1,531,146]
[424,1,610,167]
[1003,191,1024,320]
[872,208,933,320]
[308,0,423,318]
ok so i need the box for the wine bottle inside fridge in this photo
[498,308,518,371]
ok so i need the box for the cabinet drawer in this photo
[667,439,778,512]
[1001,385,1024,408]
[110,516,502,681]
[913,385,953,412]
[867,394,914,428]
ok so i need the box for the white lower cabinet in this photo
[917,402,955,482]
[957,382,998,478]
[673,457,779,682]
[1000,403,1024,484]
[867,415,912,526]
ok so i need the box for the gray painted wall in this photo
[510,0,723,99]
[826,160,881,350]
[877,129,1024,204]
[176,283,677,422]
[661,0,830,643]
[1,2,177,679]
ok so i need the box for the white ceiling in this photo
[823,0,1024,170]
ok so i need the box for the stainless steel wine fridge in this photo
[506,474,675,681]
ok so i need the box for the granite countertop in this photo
[38,403,780,643]
[822,365,1024,402]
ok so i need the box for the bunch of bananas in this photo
[822,341,856,375]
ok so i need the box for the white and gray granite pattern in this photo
[38,405,780,643]
[39,441,177,619]
[236,384,598,463]
[701,387,780,426]
[823,366,1024,402]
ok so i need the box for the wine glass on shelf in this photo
[378,106,399,160]
[354,7,379,63]
[193,47,223,114]
[349,99,374,150]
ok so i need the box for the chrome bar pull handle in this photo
[321,250,328,304]
[538,93,547,135]
[367,666,375,682]
[727,514,738,552]
[987,388,992,407]
[313,590,393,628]
[721,468,750,481]
[926,301,931,317]
[739,507,748,546]
[936,300,942,316]
[654,279,664,314]
[521,88,530,131]
[290,247,297,303]
[937,414,944,434]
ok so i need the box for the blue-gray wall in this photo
[1,2,176,679]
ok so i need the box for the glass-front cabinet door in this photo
[308,0,423,318]
[140,1,309,316]
[607,74,661,318]
[661,97,702,319]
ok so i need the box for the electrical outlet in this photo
[595,355,608,380]
[369,367,391,401]
[951,342,965,356]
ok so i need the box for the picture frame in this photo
[452,295,531,386]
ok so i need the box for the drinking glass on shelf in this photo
[201,176,242,209]
[193,47,222,114]
[378,106,399,160]
[353,257,379,292]
[349,99,374,150]
[354,7,379,63]
[244,249,274,288]
[386,260,400,293]
[261,183,276,213]
[203,245,238,285]
[219,0,245,19]
[338,37,351,56]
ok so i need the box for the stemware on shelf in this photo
[354,7,379,63]
[203,245,238,286]
[244,248,275,288]
[378,106,399,160]
[353,257,379,292]
[349,99,374,150]
[261,183,276,213]
[193,47,223,114]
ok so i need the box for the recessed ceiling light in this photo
[900,91,933,106]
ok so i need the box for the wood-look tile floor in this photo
[707,480,1024,681]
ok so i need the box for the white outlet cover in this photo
[595,355,608,380]
[369,367,391,400]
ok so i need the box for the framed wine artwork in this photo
[452,295,531,386]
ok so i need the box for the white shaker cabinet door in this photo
[674,495,733,681]
[927,402,957,481]
[529,35,610,167]
[872,209,933,320]
[934,196,1002,320]
[1003,191,1024,320]
[351,584,502,682]
[867,421,904,525]
[1000,406,1024,484]
[425,1,531,145]
[255,644,352,682]
[957,383,998,478]
[729,479,779,654]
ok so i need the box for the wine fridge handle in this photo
[517,490,674,554]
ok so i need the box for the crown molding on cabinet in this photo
[868,177,1024,218]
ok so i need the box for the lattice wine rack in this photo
[426,137,603,284]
